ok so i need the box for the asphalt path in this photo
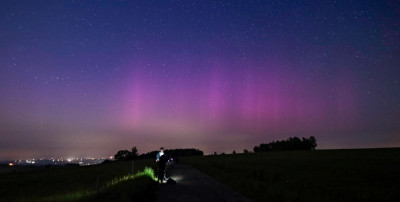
[157,164,252,202]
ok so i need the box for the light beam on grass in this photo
[106,167,157,187]
[39,167,157,201]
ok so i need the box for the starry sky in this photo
[1,0,399,160]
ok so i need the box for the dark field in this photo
[0,159,158,202]
[183,148,400,202]
[2,149,399,202]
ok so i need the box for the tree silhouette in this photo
[131,147,138,159]
[309,136,317,150]
[114,150,131,161]
[114,146,139,161]
[253,136,318,152]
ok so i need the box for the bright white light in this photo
[171,175,183,183]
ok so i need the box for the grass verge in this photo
[0,160,159,202]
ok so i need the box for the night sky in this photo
[1,0,399,160]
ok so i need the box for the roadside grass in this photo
[83,167,158,202]
[183,148,400,202]
[0,159,159,202]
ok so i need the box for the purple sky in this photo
[1,0,399,160]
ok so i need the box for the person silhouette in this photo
[156,147,164,162]
[156,147,168,183]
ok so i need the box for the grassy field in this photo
[0,159,159,202]
[183,148,400,202]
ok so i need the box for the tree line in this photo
[253,136,317,152]
[114,147,204,161]
[112,136,317,161]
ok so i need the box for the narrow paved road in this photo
[157,164,252,202]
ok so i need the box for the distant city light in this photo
[7,156,112,167]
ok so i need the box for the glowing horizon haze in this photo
[0,0,399,160]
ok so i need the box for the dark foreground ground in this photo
[1,148,399,201]
[183,148,400,202]
[158,164,251,202]
[0,159,158,201]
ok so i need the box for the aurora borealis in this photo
[1,1,399,160]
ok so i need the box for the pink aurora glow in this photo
[118,57,360,139]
